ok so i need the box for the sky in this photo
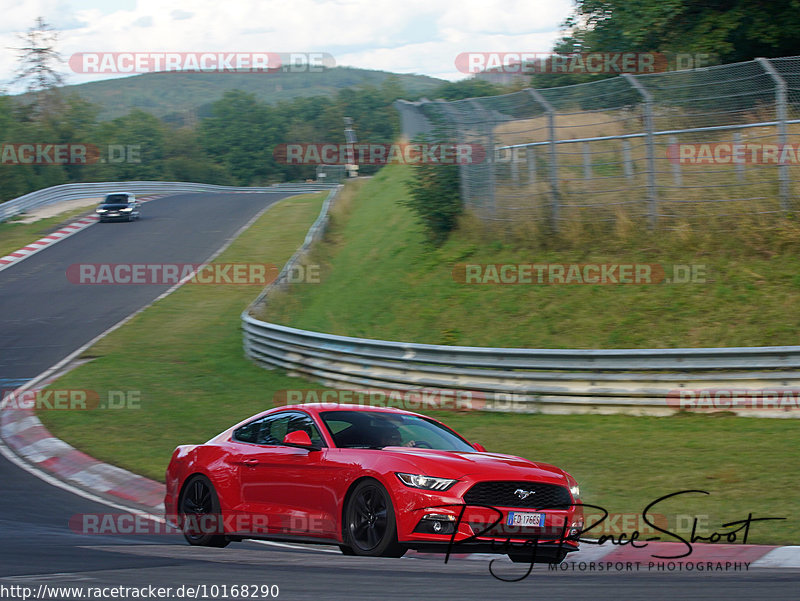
[0,0,575,92]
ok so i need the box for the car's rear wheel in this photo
[179,474,229,547]
[342,480,405,557]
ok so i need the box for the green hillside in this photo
[260,165,800,349]
[57,67,445,121]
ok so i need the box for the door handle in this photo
[243,458,259,466]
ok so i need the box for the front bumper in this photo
[393,487,581,552]
[98,212,133,220]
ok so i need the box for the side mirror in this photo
[282,430,321,450]
[473,442,487,453]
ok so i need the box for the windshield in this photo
[103,194,129,205]
[320,410,476,451]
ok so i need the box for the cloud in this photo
[170,9,193,20]
[132,16,153,28]
[0,0,575,89]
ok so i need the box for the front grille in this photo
[463,481,572,510]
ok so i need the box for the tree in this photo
[200,90,285,185]
[431,79,503,101]
[12,17,66,117]
[556,0,800,68]
[404,132,463,245]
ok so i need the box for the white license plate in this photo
[506,512,545,527]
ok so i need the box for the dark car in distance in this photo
[96,193,140,222]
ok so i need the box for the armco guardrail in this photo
[241,185,800,417]
[0,180,338,223]
[241,318,800,416]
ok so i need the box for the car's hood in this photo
[379,448,568,483]
[98,203,130,210]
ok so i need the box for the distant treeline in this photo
[0,77,502,204]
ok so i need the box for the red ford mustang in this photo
[164,404,582,563]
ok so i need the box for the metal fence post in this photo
[668,136,681,186]
[734,131,745,183]
[510,148,520,184]
[435,99,471,210]
[468,100,497,217]
[622,140,633,180]
[527,89,559,232]
[757,57,790,212]
[623,74,658,228]
[582,142,592,180]
[527,147,537,183]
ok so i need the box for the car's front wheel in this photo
[342,479,405,557]
[179,474,230,547]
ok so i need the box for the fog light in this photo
[413,513,456,535]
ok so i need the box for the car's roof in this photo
[277,403,418,417]
[211,403,465,447]
[229,403,423,429]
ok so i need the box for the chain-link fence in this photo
[398,56,800,232]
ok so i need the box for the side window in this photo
[264,415,290,445]
[233,417,266,443]
[286,413,324,446]
[233,412,324,446]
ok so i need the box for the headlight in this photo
[569,485,580,499]
[96,208,107,213]
[396,472,457,491]
[120,207,133,212]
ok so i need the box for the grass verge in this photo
[259,165,800,348]
[0,206,95,258]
